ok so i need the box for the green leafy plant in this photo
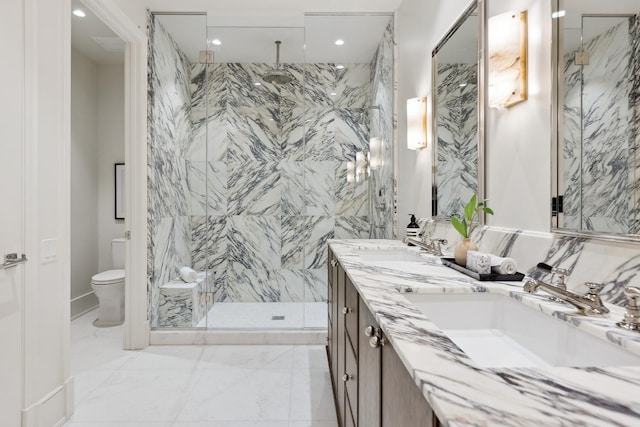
[450,194,494,239]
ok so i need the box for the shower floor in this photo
[196,302,327,330]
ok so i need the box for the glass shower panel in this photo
[301,14,395,328]
[147,13,211,329]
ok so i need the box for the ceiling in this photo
[156,14,393,64]
[71,0,125,64]
[562,0,640,53]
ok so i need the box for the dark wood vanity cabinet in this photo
[327,247,441,427]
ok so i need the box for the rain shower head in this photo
[263,41,293,85]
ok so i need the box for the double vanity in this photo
[327,239,640,426]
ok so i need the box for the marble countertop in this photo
[329,239,640,427]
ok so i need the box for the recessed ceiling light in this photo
[211,39,222,46]
[254,82,262,86]
[459,83,468,87]
[552,10,566,19]
[336,65,345,70]
[72,9,86,17]
[334,39,345,46]
[330,92,337,96]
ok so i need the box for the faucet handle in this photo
[585,282,605,296]
[623,286,640,308]
[617,286,640,332]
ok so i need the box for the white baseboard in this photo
[21,379,72,427]
[70,291,98,320]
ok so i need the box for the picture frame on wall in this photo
[115,163,125,220]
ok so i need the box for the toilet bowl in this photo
[91,238,126,327]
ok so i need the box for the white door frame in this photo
[81,0,149,349]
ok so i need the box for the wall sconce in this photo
[488,11,528,109]
[406,97,427,150]
[346,151,370,183]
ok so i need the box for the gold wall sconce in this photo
[406,97,427,150]
[488,10,528,109]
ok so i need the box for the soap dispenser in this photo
[406,214,419,238]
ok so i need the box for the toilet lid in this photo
[92,269,125,285]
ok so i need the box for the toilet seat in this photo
[92,269,125,285]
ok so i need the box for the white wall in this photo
[485,0,552,232]
[71,48,100,317]
[396,0,553,234]
[21,0,72,424]
[98,64,126,271]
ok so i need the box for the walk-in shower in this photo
[147,12,395,340]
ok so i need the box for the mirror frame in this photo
[431,0,487,223]
[550,0,640,243]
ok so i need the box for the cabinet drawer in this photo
[345,341,358,423]
[345,276,359,357]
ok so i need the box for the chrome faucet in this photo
[535,262,568,302]
[523,279,610,316]
[402,237,448,256]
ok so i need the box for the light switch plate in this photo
[41,238,58,263]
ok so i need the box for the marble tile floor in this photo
[197,302,327,330]
[65,309,338,427]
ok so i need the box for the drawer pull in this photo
[369,336,385,348]
[342,373,352,382]
[331,259,338,267]
[342,307,352,315]
[364,325,376,337]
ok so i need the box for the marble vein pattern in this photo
[149,17,394,313]
[435,63,478,218]
[330,238,640,426]
[148,17,197,326]
[563,17,640,233]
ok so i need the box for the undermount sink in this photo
[404,292,640,368]
[356,249,426,263]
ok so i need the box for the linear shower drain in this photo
[271,315,285,320]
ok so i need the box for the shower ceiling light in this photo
[211,39,222,45]
[72,9,86,17]
[336,64,345,69]
[254,82,262,86]
[334,39,345,46]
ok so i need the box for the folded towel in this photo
[490,255,517,275]
[179,267,197,283]
[466,251,491,274]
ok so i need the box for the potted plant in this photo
[450,194,494,266]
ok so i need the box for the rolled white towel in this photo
[179,266,198,283]
[466,251,491,274]
[490,255,517,275]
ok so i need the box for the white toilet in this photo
[91,238,125,327]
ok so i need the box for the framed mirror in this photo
[552,0,640,241]
[431,0,485,220]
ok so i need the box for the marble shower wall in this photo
[188,61,374,303]
[148,17,395,316]
[147,17,194,326]
[369,20,395,239]
[435,63,478,217]
[563,17,640,233]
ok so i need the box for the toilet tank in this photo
[111,238,126,269]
